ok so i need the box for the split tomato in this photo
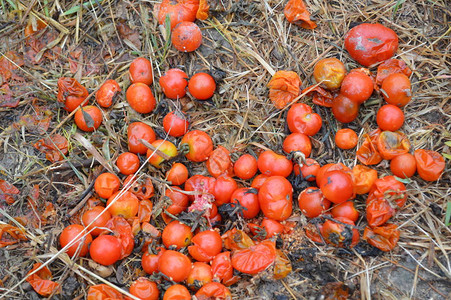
[181,130,213,162]
[231,240,277,275]
[206,146,232,178]
[286,103,322,136]
[363,223,400,252]
[57,77,89,112]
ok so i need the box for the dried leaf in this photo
[284,0,317,30]
[117,21,142,50]
[196,0,210,20]
[0,51,24,85]
[73,133,116,174]
[0,84,18,108]
[33,134,69,163]
[267,70,301,109]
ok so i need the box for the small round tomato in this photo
[316,163,352,187]
[321,217,359,248]
[390,153,416,178]
[89,235,122,265]
[298,187,330,218]
[352,165,378,194]
[187,262,213,290]
[332,94,360,123]
[172,21,202,53]
[162,220,192,249]
[163,111,189,137]
[160,68,188,99]
[116,152,140,175]
[96,79,121,108]
[126,83,156,114]
[335,128,358,150]
[261,218,284,238]
[147,140,178,168]
[293,158,320,182]
[319,170,354,204]
[234,154,258,180]
[283,133,312,157]
[313,57,347,90]
[230,188,260,219]
[258,176,293,221]
[258,150,293,178]
[286,103,322,136]
[74,106,102,132]
[340,69,374,104]
[60,224,92,257]
[231,240,276,275]
[414,149,445,181]
[57,77,89,112]
[127,122,156,154]
[129,278,159,300]
[206,146,232,178]
[181,130,213,162]
[331,201,359,222]
[94,172,120,199]
[166,163,189,186]
[188,230,223,262]
[344,23,398,67]
[212,176,238,206]
[106,191,139,219]
[82,206,112,236]
[158,0,198,30]
[129,57,153,85]
[164,186,189,216]
[381,73,412,107]
[376,104,404,131]
[163,284,191,300]
[188,72,216,100]
[195,282,231,300]
[158,250,192,282]
[376,130,410,160]
[142,248,165,274]
[251,174,270,190]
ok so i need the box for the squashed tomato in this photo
[211,251,237,285]
[181,130,213,162]
[26,263,60,297]
[222,229,254,251]
[195,282,231,300]
[298,187,330,218]
[103,216,135,259]
[267,70,301,109]
[376,58,412,86]
[352,164,378,194]
[164,186,189,217]
[158,0,199,30]
[313,57,346,90]
[286,103,322,136]
[303,85,335,108]
[129,277,159,300]
[57,77,89,112]
[321,217,359,248]
[283,0,317,29]
[94,172,120,199]
[282,133,312,157]
[414,149,445,181]
[258,176,293,221]
[356,129,383,165]
[184,174,216,201]
[376,130,410,160]
[258,150,293,177]
[87,284,124,300]
[95,79,121,108]
[231,240,277,275]
[163,284,191,300]
[206,146,232,178]
[363,223,400,252]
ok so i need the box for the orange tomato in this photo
[381,73,411,107]
[335,128,358,150]
[107,191,139,219]
[414,149,445,181]
[95,79,121,108]
[74,106,102,132]
[116,152,140,175]
[129,57,153,85]
[172,21,202,52]
[313,58,346,90]
[126,83,156,114]
[94,172,120,199]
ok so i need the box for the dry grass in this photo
[0,0,450,299]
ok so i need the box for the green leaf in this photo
[394,176,412,184]
[443,153,451,160]
[393,0,406,16]
[445,141,451,147]
[61,0,97,16]
[445,202,451,226]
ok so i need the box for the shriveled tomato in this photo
[94,172,120,199]
[129,57,153,85]
[303,85,335,107]
[344,23,398,67]
[332,94,359,123]
[283,133,312,157]
[187,262,213,290]
[158,250,192,282]
[298,187,330,218]
[352,165,378,194]
[293,158,320,182]
[129,277,159,300]
[74,106,102,132]
[390,153,416,178]
[107,191,139,219]
[340,69,374,104]
[356,129,383,165]
[162,220,192,249]
[257,150,293,177]
[231,240,276,275]
[331,201,359,222]
[258,176,293,221]
[89,235,122,265]
[267,70,301,109]
[313,58,346,90]
[87,284,124,300]
[158,0,199,30]
[188,72,216,100]
[234,154,258,180]
[195,282,232,300]
[163,111,189,137]
[414,149,445,181]
[124,176,155,200]
[147,140,178,168]
[166,163,189,186]
[206,146,232,178]
[172,21,202,52]
[212,176,237,206]
[96,79,121,108]
[103,216,135,259]
[376,104,404,131]
[274,249,292,280]
[196,0,209,20]
[261,218,285,238]
[381,73,411,107]
[116,152,140,175]
[181,130,213,162]
[335,128,358,150]
[142,248,165,274]
[163,284,191,300]
[160,68,188,99]
[138,199,153,223]
[363,223,400,252]
[376,58,412,86]
[82,206,112,236]
[230,188,260,219]
[251,174,270,190]
[321,217,359,248]
[286,103,322,136]
[57,77,89,112]
[127,122,156,154]
[222,229,255,251]
[126,83,156,114]
[188,229,223,262]
[376,130,410,160]
[283,0,317,29]
[211,251,237,286]
[319,170,354,204]
[26,263,60,297]
[60,224,92,257]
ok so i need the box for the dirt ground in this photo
[0,0,450,299]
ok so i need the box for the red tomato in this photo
[94,172,120,199]
[376,130,410,160]
[261,218,284,238]
[381,73,411,107]
[231,240,276,275]
[89,235,122,265]
[230,188,260,219]
[172,21,202,52]
[344,23,398,67]
[390,153,416,178]
[376,104,404,131]
[96,79,121,108]
[340,69,374,104]
[319,170,354,204]
[211,251,235,285]
[316,163,352,188]
[257,150,293,177]
[335,128,358,150]
[188,72,216,100]
[195,282,231,300]
[166,163,189,186]
[293,158,320,182]
[414,149,445,181]
[163,111,189,137]
[188,230,223,262]
[321,217,359,248]
[147,140,178,168]
[126,83,156,114]
[82,206,112,236]
[282,133,312,157]
[127,122,156,154]
[212,176,238,206]
[181,130,213,162]
[164,186,189,216]
[251,174,270,190]
[129,57,153,85]
[286,103,322,136]
[60,224,92,257]
[313,57,347,90]
[233,154,258,180]
[163,284,191,300]
[129,278,159,300]
[116,152,140,175]
[142,248,165,275]
[74,106,102,132]
[184,175,216,201]
[298,187,330,218]
[57,77,89,112]
[258,176,293,221]
[158,0,199,30]
[187,262,213,290]
[352,164,378,194]
[158,250,192,282]
[331,201,359,222]
[162,220,192,249]
[206,146,232,178]
[159,68,188,99]
[332,94,360,123]
[106,191,139,219]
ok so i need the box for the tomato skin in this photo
[381,73,411,107]
[163,111,189,137]
[313,58,346,90]
[160,68,188,99]
[344,23,398,67]
[352,164,378,194]
[82,206,112,236]
[129,57,153,85]
[116,152,140,175]
[257,150,293,178]
[129,277,159,300]
[251,174,270,190]
[181,130,213,162]
[188,72,216,100]
[340,70,374,104]
[231,240,277,275]
[331,201,359,222]
[319,170,354,204]
[147,140,178,168]
[172,21,202,52]
[195,282,231,300]
[96,79,121,108]
[321,217,359,248]
[367,176,407,207]
[363,223,400,252]
[258,176,293,221]
[298,187,330,218]
[107,191,139,219]
[162,220,192,249]
[212,176,238,206]
[230,188,260,219]
[282,133,312,157]
[164,186,189,218]
[206,146,232,178]
[89,235,122,265]
[261,218,284,238]
[390,153,416,178]
[166,163,189,186]
[414,149,445,181]
[94,172,121,199]
[376,104,404,131]
[233,154,258,180]
[158,0,199,30]
[356,129,383,165]
[188,230,223,262]
[187,262,213,290]
[126,83,156,114]
[335,128,358,150]
[127,122,156,154]
[293,158,320,182]
[376,58,412,86]
[376,130,410,160]
[332,94,360,123]
[211,251,235,285]
[158,250,192,282]
[60,224,92,257]
[57,77,89,112]
[74,106,102,132]
[286,103,322,136]
[163,284,191,300]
